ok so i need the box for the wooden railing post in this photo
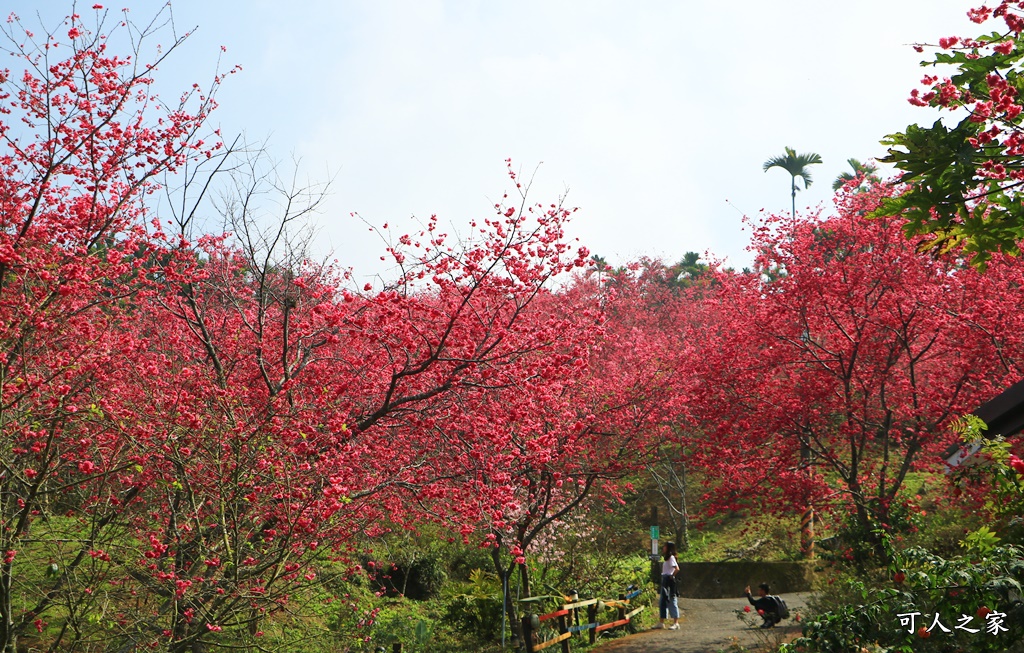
[587,604,598,645]
[569,589,579,638]
[522,614,535,653]
[557,612,571,653]
[517,590,645,651]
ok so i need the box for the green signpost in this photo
[649,509,661,584]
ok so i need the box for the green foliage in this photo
[671,509,802,563]
[832,158,881,192]
[818,499,924,568]
[370,606,442,653]
[374,553,448,599]
[873,24,1024,267]
[414,618,431,647]
[892,472,988,558]
[947,430,1024,546]
[763,146,824,218]
[763,147,824,189]
[786,543,1024,653]
[963,526,1002,555]
[442,569,505,643]
[786,444,1024,653]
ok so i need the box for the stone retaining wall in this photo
[668,561,815,599]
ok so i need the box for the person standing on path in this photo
[658,541,680,630]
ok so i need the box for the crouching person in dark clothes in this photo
[744,583,778,628]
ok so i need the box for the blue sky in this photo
[8,1,970,282]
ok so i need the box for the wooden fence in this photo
[520,586,646,653]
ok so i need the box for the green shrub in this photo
[786,441,1024,653]
[442,569,505,642]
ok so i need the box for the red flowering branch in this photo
[0,5,227,651]
[685,184,1024,556]
[876,1,1024,267]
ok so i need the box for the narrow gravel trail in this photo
[590,593,811,653]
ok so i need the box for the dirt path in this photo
[590,593,811,653]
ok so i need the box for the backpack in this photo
[769,595,790,621]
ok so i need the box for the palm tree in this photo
[832,157,879,192]
[763,147,823,219]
